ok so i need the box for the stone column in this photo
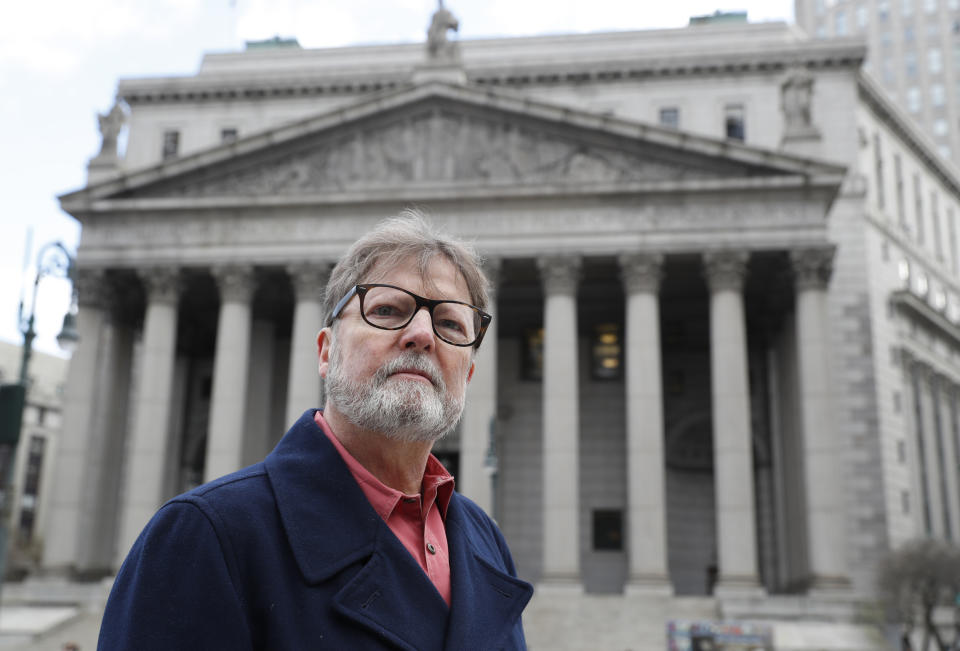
[917,367,945,538]
[43,269,111,571]
[285,263,330,426]
[117,267,181,562]
[791,247,849,589]
[935,378,960,541]
[460,259,500,516]
[205,265,255,482]
[537,256,582,591]
[703,251,762,594]
[619,253,672,594]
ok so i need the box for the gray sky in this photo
[0,0,793,360]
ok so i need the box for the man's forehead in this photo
[364,255,470,300]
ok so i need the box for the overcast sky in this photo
[1,0,793,361]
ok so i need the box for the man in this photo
[98,213,533,650]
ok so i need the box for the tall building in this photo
[43,12,960,647]
[796,0,960,164]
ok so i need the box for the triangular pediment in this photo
[62,82,845,208]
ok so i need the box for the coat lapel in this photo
[443,496,534,650]
[265,410,450,650]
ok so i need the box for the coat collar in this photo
[265,410,531,649]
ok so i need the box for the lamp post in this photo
[0,241,78,589]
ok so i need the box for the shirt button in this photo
[426,542,437,555]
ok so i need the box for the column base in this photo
[536,575,584,595]
[624,574,673,597]
[713,575,766,599]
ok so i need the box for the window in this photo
[857,4,868,29]
[914,173,926,244]
[925,0,938,11]
[929,48,943,74]
[949,208,959,273]
[906,86,922,112]
[724,104,745,141]
[879,0,890,20]
[895,154,907,227]
[932,84,946,106]
[935,118,949,135]
[836,9,847,35]
[162,130,180,160]
[903,0,914,15]
[592,510,623,551]
[942,145,954,160]
[905,52,918,78]
[905,25,915,44]
[932,191,944,260]
[875,134,886,211]
[659,107,679,129]
[220,127,238,143]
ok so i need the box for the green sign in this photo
[0,384,26,446]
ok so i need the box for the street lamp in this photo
[0,241,77,588]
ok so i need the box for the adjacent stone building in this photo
[44,13,960,646]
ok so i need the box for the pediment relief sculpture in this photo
[137,108,760,199]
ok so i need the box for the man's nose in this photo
[400,308,435,349]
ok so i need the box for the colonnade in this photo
[44,246,849,594]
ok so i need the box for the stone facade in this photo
[44,16,960,646]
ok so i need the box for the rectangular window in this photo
[914,174,926,244]
[932,84,946,106]
[836,9,847,35]
[592,510,624,551]
[162,130,180,160]
[906,86,922,112]
[659,107,679,129]
[895,155,906,228]
[220,127,238,143]
[724,104,745,141]
[905,52,918,78]
[903,0,914,15]
[932,191,944,260]
[875,134,886,212]
[926,0,938,11]
[879,0,890,20]
[857,4,868,28]
[948,208,958,273]
[910,366,933,534]
[929,48,943,74]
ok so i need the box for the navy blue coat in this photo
[98,410,533,650]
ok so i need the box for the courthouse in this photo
[45,10,960,644]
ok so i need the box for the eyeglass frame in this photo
[328,283,492,348]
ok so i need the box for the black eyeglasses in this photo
[329,284,492,348]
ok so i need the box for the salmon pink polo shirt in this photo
[313,411,454,606]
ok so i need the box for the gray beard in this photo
[325,347,465,443]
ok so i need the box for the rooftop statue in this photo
[427,1,459,61]
[97,101,126,158]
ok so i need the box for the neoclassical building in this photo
[46,13,960,646]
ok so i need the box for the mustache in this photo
[374,352,444,390]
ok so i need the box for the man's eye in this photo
[369,303,403,317]
[437,318,466,333]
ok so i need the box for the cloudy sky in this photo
[1,0,793,360]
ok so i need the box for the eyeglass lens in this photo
[361,285,480,345]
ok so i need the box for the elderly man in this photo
[98,213,533,650]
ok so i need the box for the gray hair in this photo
[323,209,490,328]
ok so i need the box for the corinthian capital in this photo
[537,255,582,295]
[619,252,665,294]
[74,267,111,309]
[286,262,332,301]
[137,267,180,305]
[790,246,836,291]
[703,250,750,293]
[212,265,255,303]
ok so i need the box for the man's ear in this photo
[466,361,475,384]
[317,327,332,379]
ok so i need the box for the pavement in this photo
[0,579,108,651]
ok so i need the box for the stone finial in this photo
[790,246,836,290]
[427,1,460,61]
[212,265,255,303]
[286,262,332,301]
[619,253,665,294]
[537,256,582,295]
[702,250,750,293]
[96,101,126,159]
[138,267,181,305]
[780,65,820,140]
